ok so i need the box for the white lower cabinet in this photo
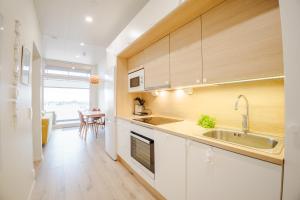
[154,130,186,200]
[187,140,282,200]
[116,119,131,163]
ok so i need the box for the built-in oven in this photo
[128,69,144,92]
[130,131,155,174]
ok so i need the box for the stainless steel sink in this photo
[203,129,283,153]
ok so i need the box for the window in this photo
[43,63,92,123]
[45,69,90,78]
[44,87,89,121]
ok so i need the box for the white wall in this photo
[107,0,183,55]
[279,1,300,199]
[0,0,42,200]
[90,65,99,109]
[96,49,107,111]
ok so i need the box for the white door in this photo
[116,119,131,163]
[104,64,117,160]
[154,130,186,200]
[187,141,214,200]
[212,147,282,200]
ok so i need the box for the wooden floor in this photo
[31,128,156,200]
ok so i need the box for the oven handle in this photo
[131,131,152,145]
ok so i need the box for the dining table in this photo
[79,110,105,140]
[81,110,105,119]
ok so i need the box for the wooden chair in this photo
[94,115,105,138]
[78,111,87,137]
[78,110,99,140]
[92,108,101,111]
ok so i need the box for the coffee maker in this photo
[134,104,145,115]
[134,97,148,116]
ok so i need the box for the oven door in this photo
[130,131,155,174]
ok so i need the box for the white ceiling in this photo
[34,0,149,64]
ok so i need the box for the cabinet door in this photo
[187,141,214,200]
[202,0,283,84]
[128,50,145,71]
[212,147,282,200]
[116,119,131,163]
[144,36,170,90]
[154,130,186,200]
[170,17,202,87]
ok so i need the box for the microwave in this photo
[128,69,144,92]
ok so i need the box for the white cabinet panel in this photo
[187,141,214,200]
[116,119,131,163]
[187,140,282,200]
[154,130,186,200]
[212,147,282,200]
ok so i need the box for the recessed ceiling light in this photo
[80,42,85,46]
[85,16,93,23]
[0,27,4,31]
[76,55,80,58]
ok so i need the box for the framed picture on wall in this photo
[21,46,31,85]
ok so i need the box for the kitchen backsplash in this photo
[142,79,284,136]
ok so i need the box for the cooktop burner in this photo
[133,117,182,125]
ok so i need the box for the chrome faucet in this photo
[234,95,249,133]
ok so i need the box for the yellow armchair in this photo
[41,112,54,145]
[42,118,49,145]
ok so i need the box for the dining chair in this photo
[78,111,87,137]
[79,110,99,140]
[90,108,101,135]
[92,108,101,111]
[94,115,105,138]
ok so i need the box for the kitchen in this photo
[1,0,299,199]
[105,0,286,199]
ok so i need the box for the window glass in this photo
[43,65,92,122]
[44,87,89,121]
[45,69,69,76]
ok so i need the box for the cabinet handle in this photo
[187,140,191,147]
[205,148,214,164]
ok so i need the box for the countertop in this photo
[117,115,284,166]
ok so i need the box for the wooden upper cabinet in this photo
[144,36,170,90]
[202,0,284,84]
[128,51,145,71]
[170,17,202,87]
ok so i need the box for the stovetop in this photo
[133,117,182,125]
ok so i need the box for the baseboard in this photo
[26,180,36,200]
[117,155,166,200]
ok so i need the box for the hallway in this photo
[31,128,155,200]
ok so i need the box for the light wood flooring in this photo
[31,128,156,200]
